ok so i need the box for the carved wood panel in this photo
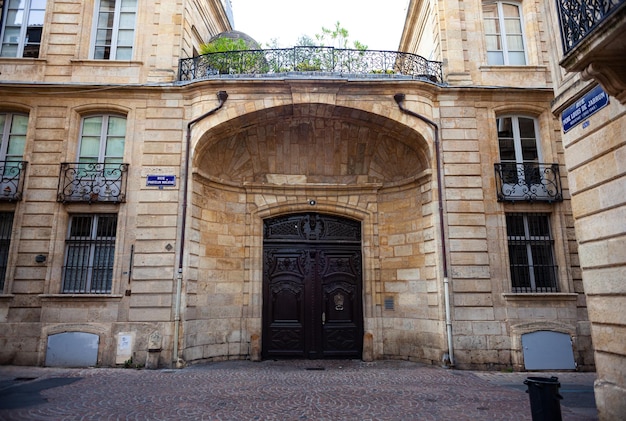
[262,213,363,359]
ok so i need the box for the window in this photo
[0,0,46,58]
[483,1,526,65]
[79,114,126,167]
[0,212,14,292]
[91,0,137,60]
[0,112,27,197]
[63,214,117,293]
[506,213,558,292]
[497,115,548,200]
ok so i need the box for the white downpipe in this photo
[173,269,183,367]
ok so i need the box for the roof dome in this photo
[207,30,261,49]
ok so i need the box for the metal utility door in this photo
[262,213,363,359]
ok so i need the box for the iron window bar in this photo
[62,214,117,294]
[57,162,128,203]
[506,213,559,293]
[494,162,563,202]
[178,46,444,84]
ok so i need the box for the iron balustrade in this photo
[494,162,563,203]
[557,0,626,54]
[57,162,128,203]
[178,46,444,83]
[0,161,27,201]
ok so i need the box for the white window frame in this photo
[89,0,137,60]
[0,0,46,58]
[483,0,528,65]
[0,112,27,197]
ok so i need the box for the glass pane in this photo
[508,51,526,65]
[0,45,19,57]
[487,51,504,65]
[82,117,103,136]
[97,215,117,237]
[119,12,135,29]
[483,19,499,34]
[93,46,109,59]
[527,214,550,236]
[98,12,114,28]
[32,0,48,9]
[10,114,28,134]
[121,0,138,10]
[502,3,521,18]
[0,115,5,133]
[7,135,25,156]
[117,29,134,46]
[521,138,538,161]
[27,10,45,25]
[506,214,525,237]
[518,117,535,138]
[107,116,126,136]
[506,35,524,51]
[96,29,113,44]
[482,2,497,18]
[105,137,124,157]
[115,46,132,60]
[6,10,24,25]
[26,26,42,43]
[80,137,101,157]
[70,215,93,238]
[3,27,21,42]
[485,35,501,51]
[504,19,522,35]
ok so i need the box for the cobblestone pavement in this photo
[0,360,597,420]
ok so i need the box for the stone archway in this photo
[183,101,438,364]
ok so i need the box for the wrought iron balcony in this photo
[57,162,128,204]
[0,160,27,201]
[557,0,626,54]
[178,46,443,83]
[494,163,563,203]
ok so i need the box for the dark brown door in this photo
[262,213,363,359]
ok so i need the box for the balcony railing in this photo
[178,46,444,83]
[0,161,27,201]
[557,0,626,54]
[494,163,563,203]
[57,162,128,204]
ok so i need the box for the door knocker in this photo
[334,293,344,311]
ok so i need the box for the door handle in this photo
[322,312,325,325]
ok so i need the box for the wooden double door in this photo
[262,213,363,359]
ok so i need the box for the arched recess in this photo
[192,103,432,185]
[182,102,439,363]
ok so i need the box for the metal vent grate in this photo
[384,296,395,311]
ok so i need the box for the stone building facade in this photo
[544,0,626,419]
[0,0,595,374]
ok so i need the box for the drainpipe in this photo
[173,90,229,367]
[393,93,454,367]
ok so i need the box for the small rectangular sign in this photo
[146,175,176,186]
[561,85,609,132]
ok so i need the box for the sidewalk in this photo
[0,360,597,420]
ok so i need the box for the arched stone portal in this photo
[182,102,442,363]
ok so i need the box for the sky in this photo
[230,0,411,51]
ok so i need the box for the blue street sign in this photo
[561,85,609,132]
[146,175,176,186]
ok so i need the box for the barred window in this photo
[63,214,117,293]
[506,213,558,292]
[0,212,14,292]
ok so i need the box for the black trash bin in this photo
[524,376,563,421]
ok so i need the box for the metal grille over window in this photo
[63,214,117,294]
[0,212,14,291]
[506,213,558,292]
